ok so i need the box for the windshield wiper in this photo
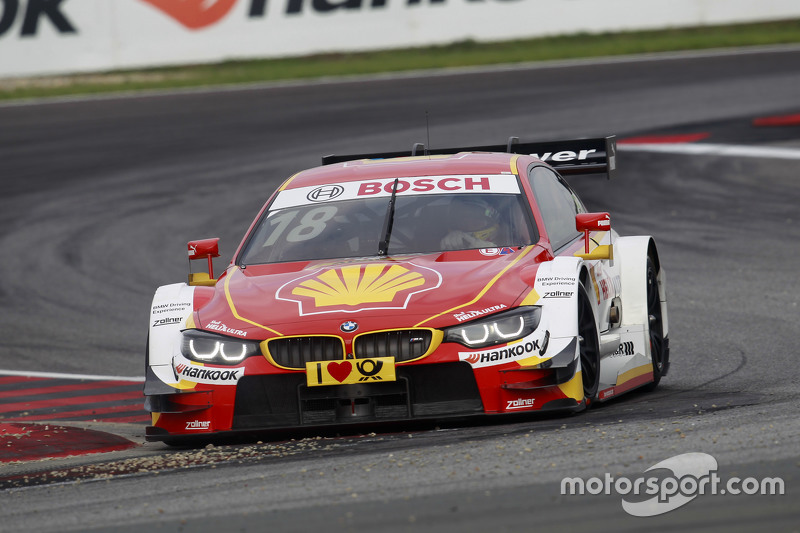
[378,178,399,256]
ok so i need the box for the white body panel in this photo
[533,233,668,397]
[148,282,196,386]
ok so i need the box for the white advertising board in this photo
[1,0,799,79]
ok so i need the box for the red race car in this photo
[144,136,669,443]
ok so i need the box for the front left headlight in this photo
[180,330,260,365]
[443,306,541,349]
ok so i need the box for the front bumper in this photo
[145,360,584,443]
[144,332,586,442]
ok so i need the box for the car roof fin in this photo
[506,136,519,152]
[322,142,427,165]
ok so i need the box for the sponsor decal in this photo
[357,176,503,196]
[612,341,635,356]
[479,247,516,257]
[599,388,615,400]
[185,420,211,431]
[270,175,519,210]
[340,320,358,333]
[589,266,601,304]
[307,184,344,202]
[277,262,441,315]
[537,276,576,287]
[151,301,192,315]
[599,278,610,300]
[460,335,543,368]
[590,265,612,302]
[188,238,220,259]
[0,0,76,37]
[506,398,535,410]
[306,357,396,387]
[453,304,507,322]
[543,291,573,299]
[152,317,183,328]
[175,363,244,384]
[206,320,247,337]
[530,149,598,163]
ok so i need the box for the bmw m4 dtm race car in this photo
[144,136,669,443]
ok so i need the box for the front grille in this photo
[267,336,344,369]
[354,330,433,362]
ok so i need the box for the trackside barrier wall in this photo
[1,0,800,78]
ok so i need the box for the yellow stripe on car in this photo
[224,267,283,336]
[415,246,533,327]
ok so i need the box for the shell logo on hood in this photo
[277,263,441,315]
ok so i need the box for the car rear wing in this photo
[322,136,617,180]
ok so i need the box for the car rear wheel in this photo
[644,257,666,390]
[577,283,600,404]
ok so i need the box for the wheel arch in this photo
[531,256,600,338]
[614,236,668,336]
[147,283,197,390]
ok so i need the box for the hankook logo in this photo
[140,0,238,30]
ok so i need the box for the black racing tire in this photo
[643,257,667,391]
[144,333,149,370]
[577,282,600,404]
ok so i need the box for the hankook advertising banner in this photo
[1,0,799,78]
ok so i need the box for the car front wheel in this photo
[644,257,667,390]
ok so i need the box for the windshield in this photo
[239,187,537,265]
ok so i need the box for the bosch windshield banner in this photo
[2,0,800,78]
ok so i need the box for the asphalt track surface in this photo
[1,47,799,531]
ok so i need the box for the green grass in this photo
[2,18,799,101]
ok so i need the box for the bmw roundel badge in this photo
[340,321,358,333]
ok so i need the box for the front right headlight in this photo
[443,306,541,349]
[180,330,260,365]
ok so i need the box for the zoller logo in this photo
[140,0,238,29]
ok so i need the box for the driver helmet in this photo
[450,196,500,242]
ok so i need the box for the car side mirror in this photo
[575,213,613,260]
[188,238,220,286]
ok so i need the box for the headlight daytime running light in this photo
[188,338,219,361]
[180,330,260,365]
[444,307,541,349]
[495,315,525,339]
[462,324,490,345]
